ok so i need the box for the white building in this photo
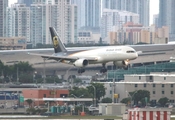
[103,73,175,104]
[30,0,77,46]
[77,31,101,44]
[101,9,139,39]
[7,4,30,42]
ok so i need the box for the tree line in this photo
[121,90,170,107]
[0,60,63,83]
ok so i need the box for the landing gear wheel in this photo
[100,63,107,73]
[78,68,85,74]
[123,66,128,70]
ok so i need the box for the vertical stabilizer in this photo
[49,27,67,53]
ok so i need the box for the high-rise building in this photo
[32,0,55,4]
[68,4,78,43]
[102,0,150,27]
[7,4,30,42]
[159,0,175,41]
[30,0,77,46]
[102,0,121,10]
[17,0,33,7]
[153,14,159,28]
[101,9,139,39]
[71,0,101,32]
[71,0,85,29]
[0,0,8,37]
[30,4,52,46]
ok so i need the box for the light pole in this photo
[126,90,138,108]
[33,71,37,84]
[70,94,84,112]
[71,94,84,105]
[92,85,96,107]
[71,94,84,98]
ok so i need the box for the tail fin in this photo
[49,27,67,53]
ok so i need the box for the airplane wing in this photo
[28,52,98,62]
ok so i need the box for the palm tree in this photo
[25,99,33,108]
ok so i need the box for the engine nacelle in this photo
[113,60,129,67]
[73,59,89,67]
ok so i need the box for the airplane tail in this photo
[49,27,67,53]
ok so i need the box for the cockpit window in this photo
[126,50,135,53]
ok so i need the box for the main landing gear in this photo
[100,63,107,73]
[78,68,85,74]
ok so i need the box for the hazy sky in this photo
[9,0,159,25]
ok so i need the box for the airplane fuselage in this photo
[66,46,138,64]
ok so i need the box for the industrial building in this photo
[104,72,175,105]
[22,89,69,106]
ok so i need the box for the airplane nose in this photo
[135,52,138,58]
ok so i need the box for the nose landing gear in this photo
[100,63,107,73]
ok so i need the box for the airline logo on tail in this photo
[53,36,59,48]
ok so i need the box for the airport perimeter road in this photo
[0,115,122,119]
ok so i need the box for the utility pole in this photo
[92,85,96,107]
[17,67,19,83]
[43,58,46,84]
[112,65,116,103]
[112,78,116,103]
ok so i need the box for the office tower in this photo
[71,0,101,32]
[7,4,30,42]
[31,0,77,46]
[159,0,175,41]
[102,0,150,27]
[17,0,33,7]
[30,4,52,46]
[71,0,85,29]
[68,4,78,43]
[153,14,159,28]
[0,0,8,37]
[103,0,121,9]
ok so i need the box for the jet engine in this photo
[73,59,89,67]
[113,60,129,68]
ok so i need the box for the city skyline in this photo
[9,0,159,25]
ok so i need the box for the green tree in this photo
[87,83,106,101]
[158,97,169,107]
[101,97,112,103]
[121,97,131,105]
[14,61,34,73]
[45,76,63,83]
[19,73,33,83]
[132,90,150,106]
[25,99,33,108]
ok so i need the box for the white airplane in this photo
[28,27,138,73]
